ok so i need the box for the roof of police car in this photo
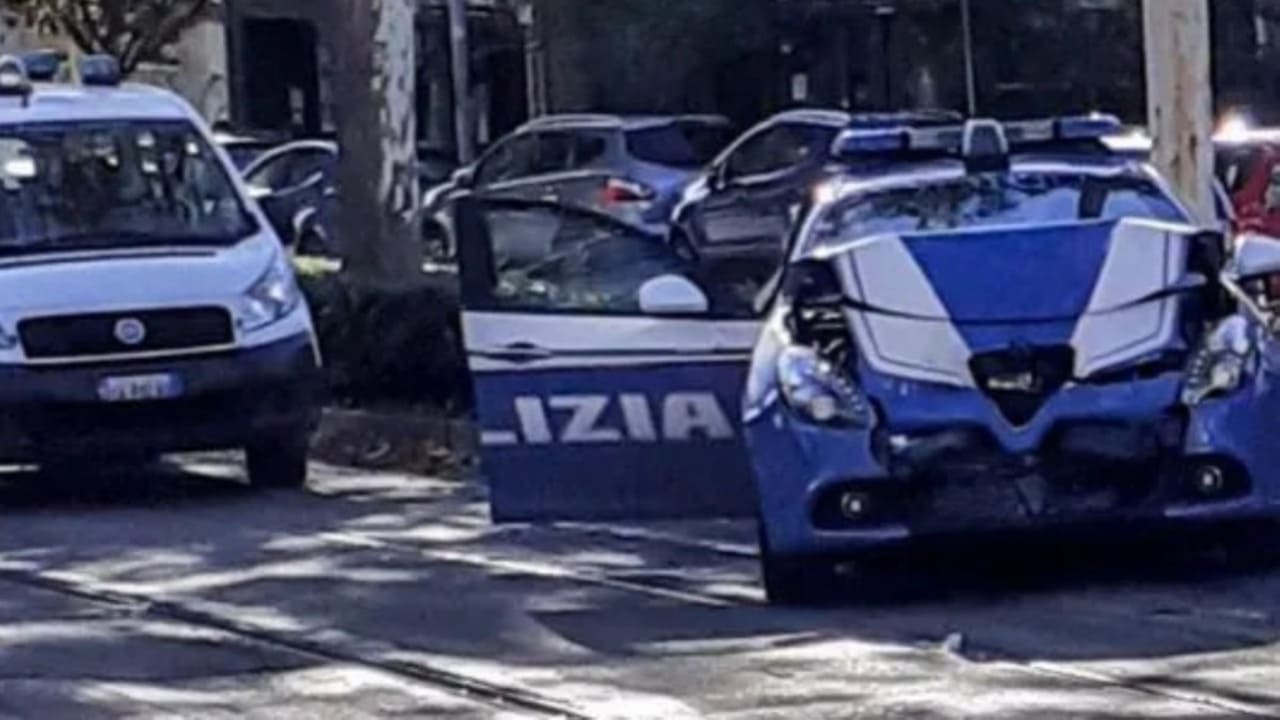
[0,83,193,125]
[830,151,1150,189]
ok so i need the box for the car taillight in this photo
[600,178,656,205]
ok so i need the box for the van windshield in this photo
[0,120,255,255]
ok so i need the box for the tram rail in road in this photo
[0,565,600,720]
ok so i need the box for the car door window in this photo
[475,135,537,185]
[571,133,610,169]
[245,152,295,191]
[481,205,687,313]
[529,132,575,176]
[724,124,814,181]
[288,150,332,188]
[475,204,778,319]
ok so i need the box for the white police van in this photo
[0,54,320,486]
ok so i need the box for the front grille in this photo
[911,462,1162,533]
[969,345,1074,425]
[20,307,234,360]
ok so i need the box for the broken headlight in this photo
[777,345,873,427]
[1183,316,1256,406]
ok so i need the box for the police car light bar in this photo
[0,56,32,103]
[963,119,1011,173]
[832,114,1124,160]
[847,109,965,130]
[79,55,122,87]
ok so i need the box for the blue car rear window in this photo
[626,123,732,169]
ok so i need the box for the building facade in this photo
[4,0,1280,160]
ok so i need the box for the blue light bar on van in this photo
[80,55,122,86]
[19,50,65,82]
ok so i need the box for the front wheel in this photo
[758,523,836,606]
[246,432,310,489]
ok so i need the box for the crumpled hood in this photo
[827,218,1198,385]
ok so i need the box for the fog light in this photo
[839,491,871,520]
[1192,465,1226,497]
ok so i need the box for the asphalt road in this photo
[0,460,1278,719]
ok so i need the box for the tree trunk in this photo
[332,0,422,289]
[1144,0,1215,224]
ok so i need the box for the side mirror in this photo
[1222,234,1280,332]
[638,274,709,316]
[452,166,475,188]
[1228,233,1280,281]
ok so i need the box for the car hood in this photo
[0,233,277,317]
[826,218,1202,385]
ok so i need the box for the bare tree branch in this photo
[7,0,211,74]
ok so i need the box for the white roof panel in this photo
[0,83,193,126]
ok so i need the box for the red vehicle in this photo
[1217,129,1280,236]
[1109,126,1280,235]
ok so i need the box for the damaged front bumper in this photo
[746,371,1280,557]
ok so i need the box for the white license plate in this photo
[97,373,184,403]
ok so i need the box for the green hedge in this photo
[295,259,471,414]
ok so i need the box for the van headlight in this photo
[777,345,873,427]
[240,253,302,332]
[1183,316,1256,406]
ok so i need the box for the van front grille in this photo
[19,307,234,361]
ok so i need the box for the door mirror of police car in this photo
[638,274,709,316]
[1222,234,1280,331]
[1229,234,1280,281]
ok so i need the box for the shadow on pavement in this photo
[0,460,1276,717]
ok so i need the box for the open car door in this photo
[454,197,780,521]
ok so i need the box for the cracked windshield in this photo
[1,0,1280,718]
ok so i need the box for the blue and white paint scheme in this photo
[454,197,773,521]
[740,125,1280,606]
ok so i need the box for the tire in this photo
[758,522,836,606]
[246,432,310,489]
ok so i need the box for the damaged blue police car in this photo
[745,116,1280,604]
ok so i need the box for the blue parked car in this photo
[425,114,735,252]
[746,116,1280,604]
[669,109,963,263]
